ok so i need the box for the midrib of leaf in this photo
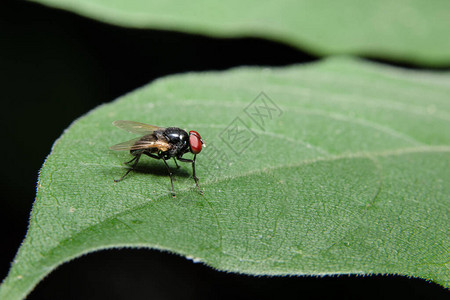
[11,145,450,279]
[59,144,450,246]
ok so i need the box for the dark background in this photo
[0,1,448,299]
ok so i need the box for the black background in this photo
[0,1,448,299]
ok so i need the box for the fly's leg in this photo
[123,155,138,165]
[161,157,176,197]
[115,153,141,182]
[177,154,203,195]
[142,152,175,197]
[173,158,180,169]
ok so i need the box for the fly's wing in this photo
[112,120,165,134]
[110,134,171,152]
[109,137,142,151]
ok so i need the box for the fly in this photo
[110,120,205,197]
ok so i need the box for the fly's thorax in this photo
[163,127,190,155]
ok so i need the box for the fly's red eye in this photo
[189,131,203,154]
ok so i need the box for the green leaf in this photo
[29,0,450,66]
[1,57,449,299]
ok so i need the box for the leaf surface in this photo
[29,0,450,66]
[1,57,449,299]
